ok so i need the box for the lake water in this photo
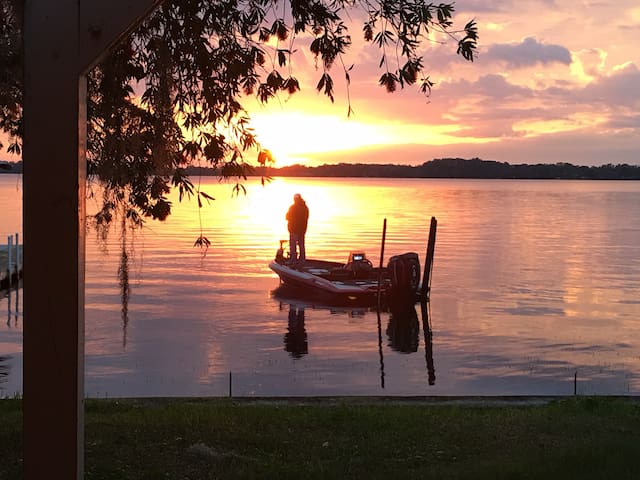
[1,174,640,397]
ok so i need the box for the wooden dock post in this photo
[420,217,437,301]
[1,235,21,291]
[14,233,19,279]
[7,235,12,286]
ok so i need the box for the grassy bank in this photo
[1,397,640,479]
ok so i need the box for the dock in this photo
[0,234,22,293]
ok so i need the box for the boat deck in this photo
[279,259,387,286]
[269,258,392,307]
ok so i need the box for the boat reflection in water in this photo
[272,285,436,387]
[274,284,368,359]
[387,302,420,353]
[283,303,308,358]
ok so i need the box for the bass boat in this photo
[269,241,421,306]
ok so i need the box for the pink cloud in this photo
[485,37,572,68]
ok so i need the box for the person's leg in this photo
[289,232,298,261]
[299,234,306,261]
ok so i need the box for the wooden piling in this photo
[7,236,12,283]
[1,234,23,292]
[13,234,19,291]
[420,217,438,301]
[15,233,20,273]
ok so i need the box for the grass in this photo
[1,397,640,479]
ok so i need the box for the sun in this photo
[249,111,394,167]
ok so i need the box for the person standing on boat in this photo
[286,193,309,263]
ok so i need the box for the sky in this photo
[247,0,640,167]
[2,1,638,168]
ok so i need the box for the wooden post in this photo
[13,233,19,285]
[420,217,437,301]
[15,233,19,272]
[7,275,11,323]
[23,2,162,479]
[23,3,87,473]
[7,235,12,286]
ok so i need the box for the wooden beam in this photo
[22,1,161,478]
[79,0,163,72]
[23,4,85,477]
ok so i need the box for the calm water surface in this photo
[1,174,639,396]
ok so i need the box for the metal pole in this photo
[420,300,436,385]
[376,309,385,389]
[377,218,387,307]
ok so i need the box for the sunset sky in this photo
[248,1,640,167]
[1,1,638,168]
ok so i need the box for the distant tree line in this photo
[3,157,639,179]
[190,157,640,180]
[0,160,21,172]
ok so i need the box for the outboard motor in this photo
[387,252,421,300]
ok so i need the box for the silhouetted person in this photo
[284,304,308,358]
[286,193,309,263]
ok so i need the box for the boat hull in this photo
[268,259,402,306]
